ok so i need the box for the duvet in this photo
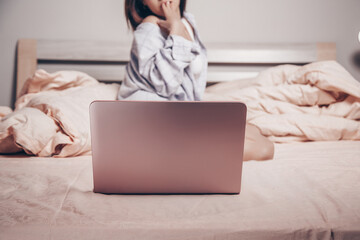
[0,61,359,157]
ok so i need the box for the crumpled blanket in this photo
[204,61,360,142]
[1,61,359,157]
[0,69,120,157]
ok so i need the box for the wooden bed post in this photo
[16,39,37,98]
[317,42,336,61]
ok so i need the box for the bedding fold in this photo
[0,61,359,156]
[204,61,360,142]
[0,70,120,157]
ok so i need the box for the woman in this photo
[118,0,274,161]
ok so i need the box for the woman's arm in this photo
[143,14,192,42]
[156,1,192,42]
[132,20,200,98]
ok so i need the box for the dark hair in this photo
[125,0,187,31]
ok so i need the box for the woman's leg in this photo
[243,123,274,161]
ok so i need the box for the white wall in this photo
[1,0,359,107]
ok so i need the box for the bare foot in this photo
[243,124,274,161]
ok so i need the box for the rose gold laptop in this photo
[89,100,247,194]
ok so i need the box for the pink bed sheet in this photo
[1,140,359,240]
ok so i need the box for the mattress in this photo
[0,140,359,240]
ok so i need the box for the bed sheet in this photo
[0,141,359,240]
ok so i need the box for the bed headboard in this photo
[16,39,336,98]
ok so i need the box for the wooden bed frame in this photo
[16,39,336,98]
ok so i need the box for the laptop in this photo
[89,100,247,194]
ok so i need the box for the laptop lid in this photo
[89,100,247,194]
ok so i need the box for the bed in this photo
[0,39,360,240]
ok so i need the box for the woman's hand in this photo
[157,1,192,41]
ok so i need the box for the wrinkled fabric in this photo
[204,61,360,142]
[0,141,359,239]
[0,106,12,118]
[0,69,119,157]
[118,12,208,101]
[1,61,359,156]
